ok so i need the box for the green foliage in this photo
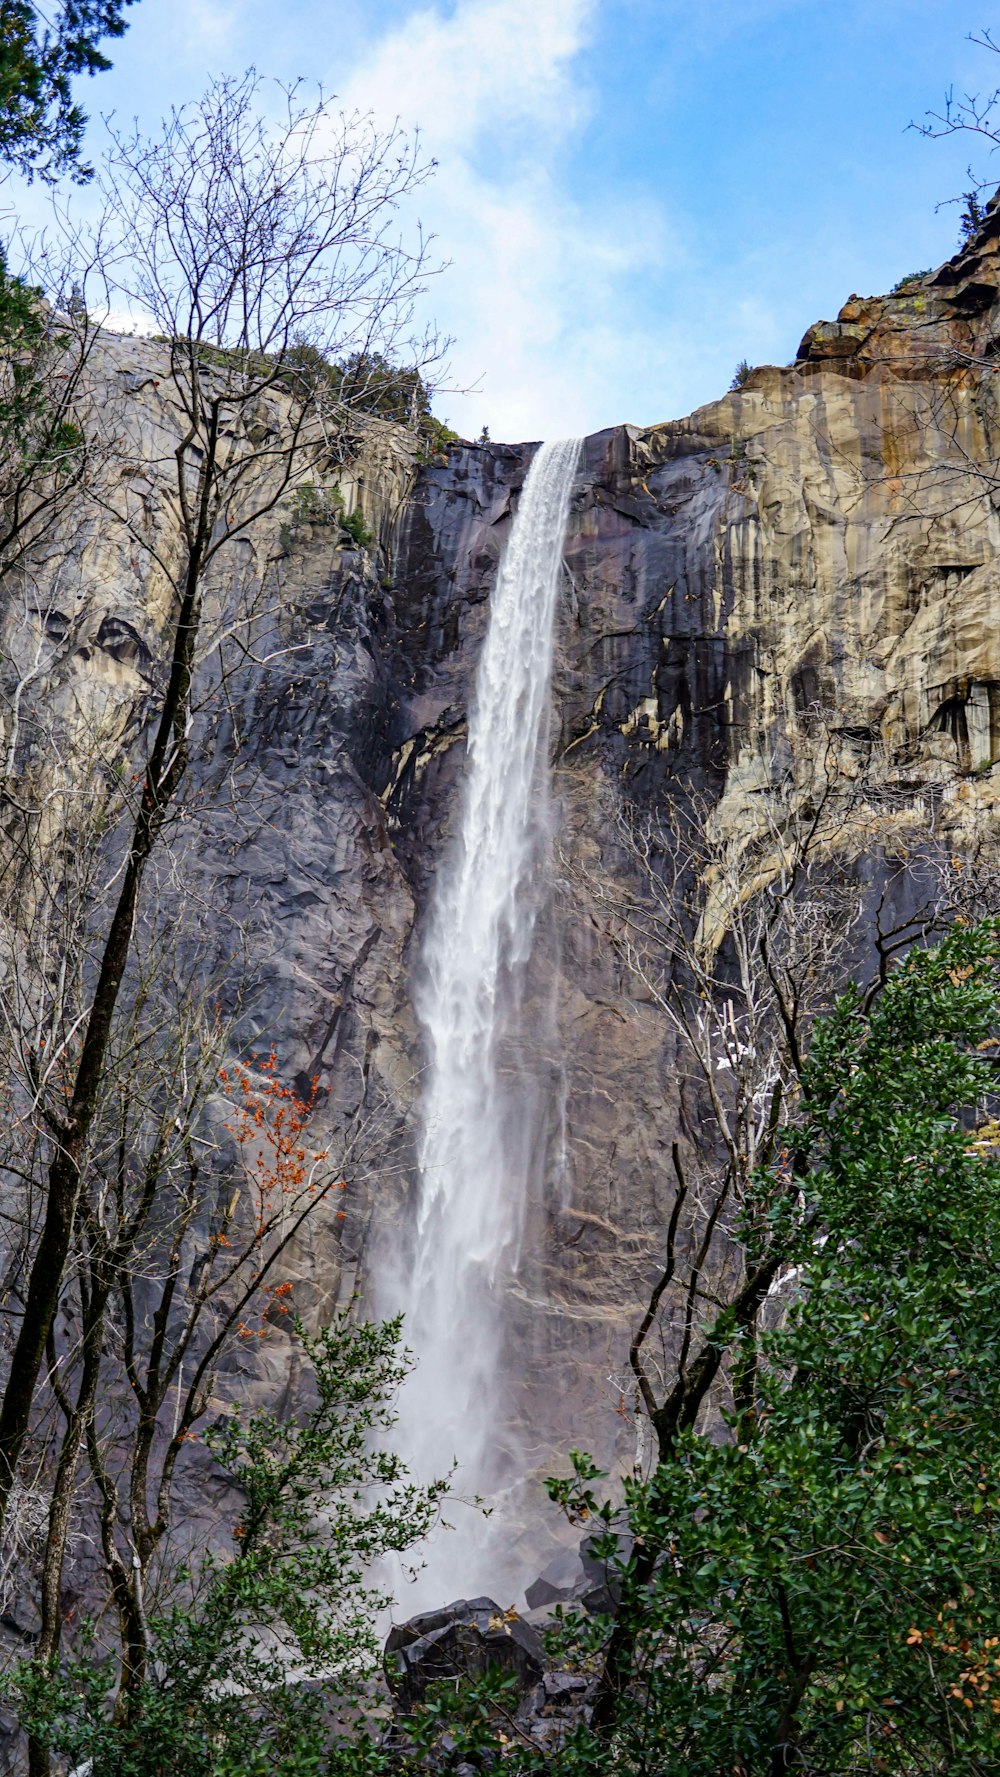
[890,269,932,292]
[324,350,457,448]
[153,337,441,445]
[519,924,1000,1775]
[16,925,999,1774]
[0,253,86,539]
[336,351,431,426]
[729,359,753,390]
[174,331,462,473]
[0,256,48,455]
[0,0,134,181]
[284,480,374,549]
[420,414,461,455]
[959,190,986,247]
[278,344,441,441]
[727,434,755,492]
[341,505,374,548]
[10,1312,446,1775]
[322,926,1000,1777]
[286,478,345,528]
[188,336,457,464]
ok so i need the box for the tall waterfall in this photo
[391,436,581,1606]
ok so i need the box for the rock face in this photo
[5,205,1000,1602]
[361,206,1000,1514]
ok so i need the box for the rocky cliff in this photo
[4,201,1000,1598]
[360,203,1000,1496]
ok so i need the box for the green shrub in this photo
[890,269,932,292]
[421,414,461,454]
[959,190,986,246]
[283,481,373,549]
[417,923,1000,1776]
[341,505,374,548]
[9,1314,446,1776]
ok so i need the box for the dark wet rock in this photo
[384,1597,544,1711]
[382,1595,594,1768]
[579,1525,633,1608]
[543,1669,588,1701]
[524,1547,586,1611]
[525,1525,632,1616]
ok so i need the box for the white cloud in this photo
[337,0,674,440]
[340,0,592,152]
[161,0,247,58]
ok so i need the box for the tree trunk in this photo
[0,542,203,1531]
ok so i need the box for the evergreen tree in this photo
[0,0,134,182]
[959,189,986,246]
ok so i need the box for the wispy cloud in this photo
[341,0,592,151]
[136,0,249,64]
[339,0,671,439]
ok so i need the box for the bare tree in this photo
[911,30,1000,222]
[0,69,441,1536]
[23,942,380,1760]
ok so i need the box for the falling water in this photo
[391,436,581,1606]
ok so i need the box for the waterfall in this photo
[391,436,581,1607]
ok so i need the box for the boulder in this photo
[524,1547,587,1611]
[524,1525,633,1616]
[384,1596,544,1711]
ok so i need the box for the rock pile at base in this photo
[383,1596,590,1758]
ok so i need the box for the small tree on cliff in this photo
[0,68,441,1542]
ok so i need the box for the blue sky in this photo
[13,0,1000,439]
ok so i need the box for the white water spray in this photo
[391,437,581,1606]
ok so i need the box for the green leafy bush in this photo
[10,1314,446,1775]
[416,924,1000,1776]
[890,269,932,292]
[420,414,461,456]
[341,506,374,548]
[536,922,1000,1774]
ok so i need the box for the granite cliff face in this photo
[4,207,1000,1587]
[361,208,1000,1490]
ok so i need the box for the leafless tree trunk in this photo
[0,65,441,1567]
